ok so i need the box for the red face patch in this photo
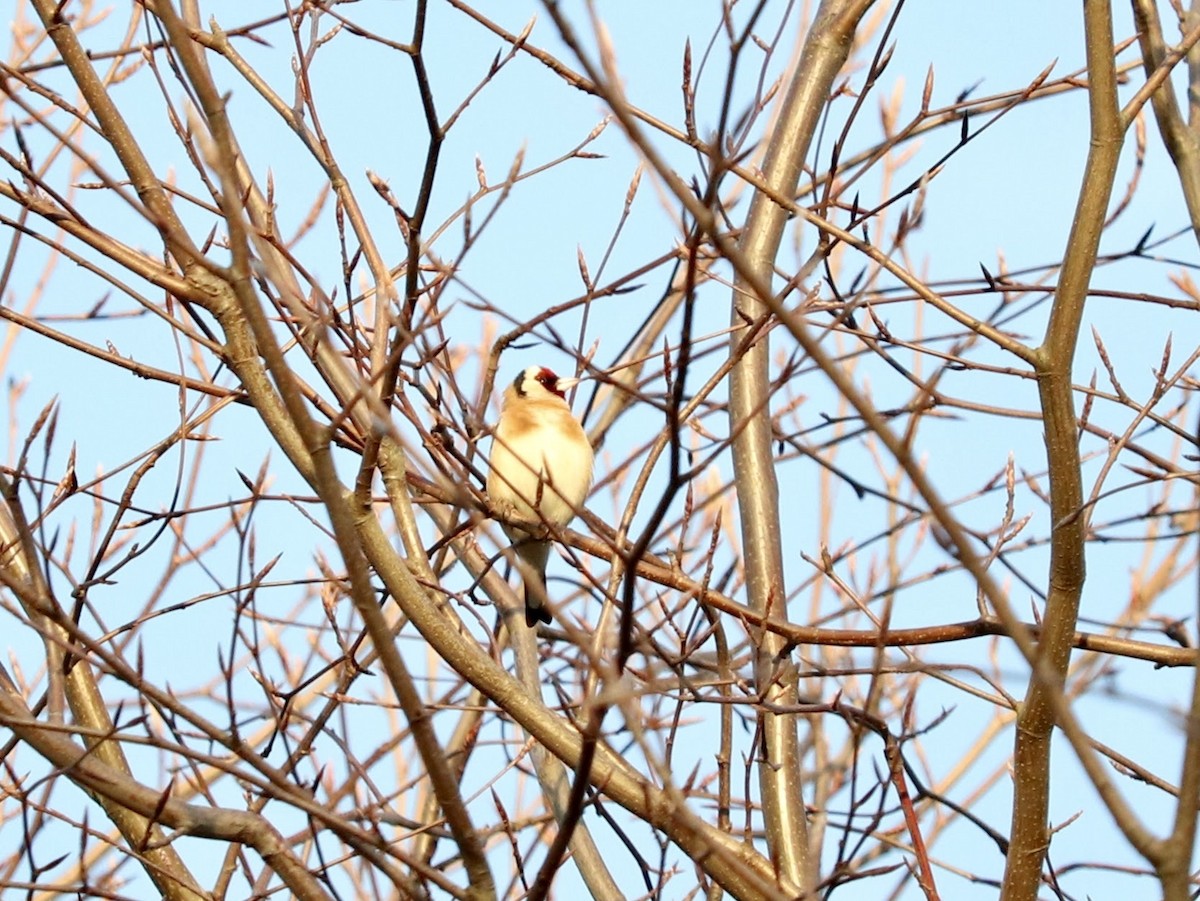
[535,367,564,397]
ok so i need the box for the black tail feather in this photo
[525,602,552,627]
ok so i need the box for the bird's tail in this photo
[518,538,553,627]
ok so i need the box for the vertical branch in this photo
[1154,408,1200,899]
[1003,3,1123,898]
[728,1,875,890]
[1129,0,1200,245]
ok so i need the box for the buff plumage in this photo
[487,366,593,626]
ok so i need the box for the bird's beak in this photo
[557,376,582,391]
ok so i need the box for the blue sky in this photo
[2,1,1198,898]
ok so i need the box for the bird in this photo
[487,365,594,627]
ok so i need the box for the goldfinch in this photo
[487,365,594,626]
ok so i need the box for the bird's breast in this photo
[489,406,593,526]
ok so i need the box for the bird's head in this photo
[513,365,580,400]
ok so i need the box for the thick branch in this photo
[728,1,875,890]
[1004,4,1138,899]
